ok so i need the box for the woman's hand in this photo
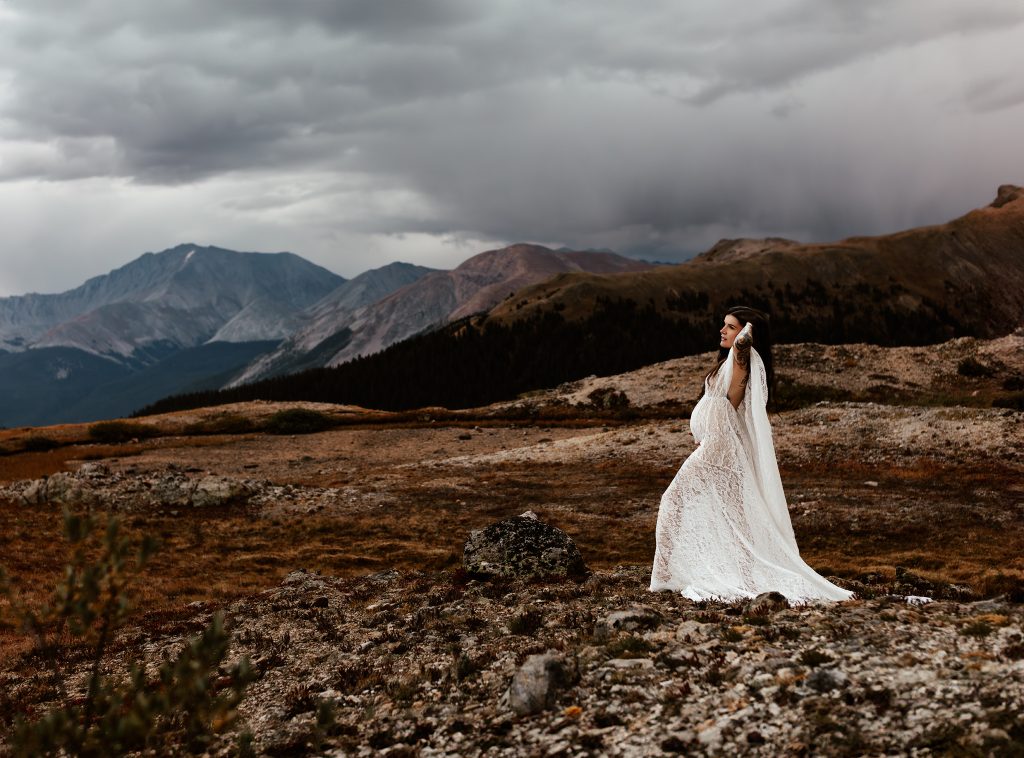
[728,322,753,409]
[733,323,753,370]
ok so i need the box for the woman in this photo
[649,306,853,603]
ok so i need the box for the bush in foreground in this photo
[0,509,254,756]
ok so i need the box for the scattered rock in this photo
[463,514,588,580]
[190,476,253,508]
[506,651,578,716]
[5,564,1023,755]
[593,605,663,640]
[601,658,654,670]
[805,667,849,693]
[7,469,280,513]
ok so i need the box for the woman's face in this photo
[719,314,743,349]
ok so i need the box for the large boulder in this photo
[463,511,588,580]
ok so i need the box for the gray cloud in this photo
[1,0,1023,295]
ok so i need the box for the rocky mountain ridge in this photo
[229,244,655,386]
[226,261,438,385]
[150,186,1024,419]
[0,243,653,425]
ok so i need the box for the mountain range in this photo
[138,184,1024,417]
[0,242,652,426]
[0,244,344,357]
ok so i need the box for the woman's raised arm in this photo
[727,322,753,409]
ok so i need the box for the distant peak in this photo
[494,243,555,255]
[165,242,201,253]
[697,237,801,263]
[991,184,1024,209]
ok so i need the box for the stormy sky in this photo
[1,0,1022,296]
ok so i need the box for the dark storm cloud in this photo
[1,0,1023,281]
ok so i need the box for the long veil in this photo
[718,346,803,558]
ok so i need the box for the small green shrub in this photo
[450,644,480,681]
[87,421,159,444]
[1002,375,1024,391]
[604,635,653,659]
[993,392,1024,411]
[957,357,995,377]
[721,626,744,643]
[21,435,60,452]
[261,408,336,435]
[587,388,630,410]
[773,379,853,411]
[962,621,993,638]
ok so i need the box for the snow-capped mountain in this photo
[0,244,345,360]
[0,244,348,426]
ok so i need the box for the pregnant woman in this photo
[650,306,853,603]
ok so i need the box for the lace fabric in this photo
[650,346,853,604]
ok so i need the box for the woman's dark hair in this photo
[705,305,775,407]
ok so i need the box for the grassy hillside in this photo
[487,185,1024,343]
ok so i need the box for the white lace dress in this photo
[650,345,853,603]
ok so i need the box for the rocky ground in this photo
[5,550,1022,756]
[0,332,1022,755]
[193,564,1024,756]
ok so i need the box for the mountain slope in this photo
[231,261,437,385]
[337,245,655,364]
[141,185,1024,417]
[0,347,135,427]
[230,245,655,386]
[0,341,285,427]
[485,185,1024,343]
[1,244,345,359]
